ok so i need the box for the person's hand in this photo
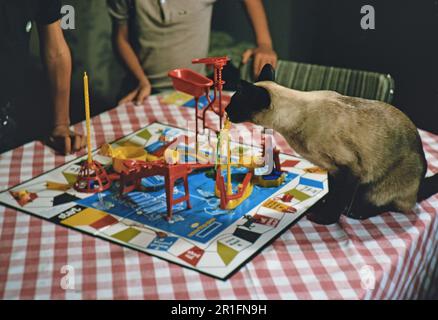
[46,124,87,155]
[242,44,278,79]
[118,80,152,106]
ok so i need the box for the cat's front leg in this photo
[307,177,346,225]
[307,168,356,225]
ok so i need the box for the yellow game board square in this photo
[285,189,311,202]
[162,91,193,106]
[217,241,238,266]
[62,208,108,227]
[111,228,141,243]
[117,139,143,147]
[136,129,152,141]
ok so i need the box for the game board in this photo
[0,121,328,279]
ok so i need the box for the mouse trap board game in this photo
[0,121,328,279]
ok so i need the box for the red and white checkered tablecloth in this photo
[1,96,437,300]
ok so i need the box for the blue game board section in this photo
[183,93,214,109]
[141,175,165,188]
[145,128,180,154]
[77,170,298,244]
[145,141,165,154]
[299,177,324,189]
[147,236,178,251]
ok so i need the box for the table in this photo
[1,95,437,299]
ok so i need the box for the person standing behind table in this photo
[0,0,86,154]
[107,0,278,106]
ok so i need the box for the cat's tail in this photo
[418,174,438,202]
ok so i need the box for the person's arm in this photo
[38,20,86,154]
[113,23,151,105]
[242,0,278,78]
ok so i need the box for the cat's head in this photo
[226,64,275,124]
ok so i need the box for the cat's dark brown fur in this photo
[226,65,438,224]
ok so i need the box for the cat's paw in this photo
[306,198,345,225]
[307,210,341,225]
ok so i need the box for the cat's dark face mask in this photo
[226,64,275,124]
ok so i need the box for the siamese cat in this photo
[226,64,438,225]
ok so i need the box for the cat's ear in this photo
[222,63,241,91]
[256,64,276,82]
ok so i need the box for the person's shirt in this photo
[0,0,62,106]
[108,0,216,90]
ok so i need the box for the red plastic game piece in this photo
[168,69,213,98]
[119,159,193,221]
[282,194,293,203]
[74,160,111,193]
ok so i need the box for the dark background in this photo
[25,0,438,135]
[213,0,438,134]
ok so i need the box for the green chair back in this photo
[240,60,395,103]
